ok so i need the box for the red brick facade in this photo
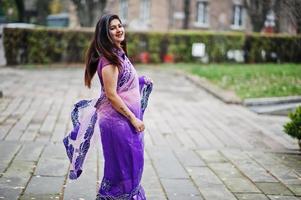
[104,0,294,33]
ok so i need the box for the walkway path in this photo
[0,66,300,200]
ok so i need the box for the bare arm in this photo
[102,64,145,132]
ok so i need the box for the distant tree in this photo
[183,0,190,29]
[280,0,301,33]
[71,0,107,27]
[244,0,272,32]
[14,0,24,22]
[0,0,19,22]
[49,0,62,14]
[36,0,52,25]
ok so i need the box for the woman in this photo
[63,14,153,200]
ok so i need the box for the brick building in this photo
[105,0,297,34]
[105,0,253,32]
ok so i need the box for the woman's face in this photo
[109,19,125,46]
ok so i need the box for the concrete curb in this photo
[243,96,301,106]
[174,69,242,104]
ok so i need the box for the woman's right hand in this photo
[130,117,145,133]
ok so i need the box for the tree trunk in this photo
[14,0,24,22]
[183,0,190,29]
[244,0,272,32]
[72,0,106,27]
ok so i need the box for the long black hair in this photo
[84,14,127,88]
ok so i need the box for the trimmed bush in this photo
[284,106,301,149]
[3,27,92,65]
[3,27,301,65]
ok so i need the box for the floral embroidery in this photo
[63,100,98,180]
[63,46,153,200]
[100,178,112,192]
[96,184,144,200]
[141,82,153,114]
[118,64,132,88]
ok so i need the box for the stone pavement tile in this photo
[0,141,21,163]
[173,148,206,167]
[2,118,19,133]
[160,178,203,200]
[0,163,6,174]
[163,132,183,149]
[187,166,237,200]
[144,129,155,147]
[221,150,278,182]
[0,178,25,199]
[0,97,23,119]
[14,142,45,161]
[21,176,65,199]
[30,99,53,124]
[5,101,34,140]
[193,104,241,148]
[35,134,51,142]
[186,129,213,149]
[286,184,301,196]
[40,143,67,160]
[146,146,188,179]
[248,152,301,185]
[196,150,228,163]
[202,106,253,149]
[5,128,24,141]
[224,177,261,193]
[142,160,166,199]
[4,160,34,178]
[51,123,67,142]
[5,110,35,141]
[63,160,97,200]
[0,187,22,200]
[186,110,227,148]
[208,163,261,193]
[255,182,293,195]
[220,149,251,160]
[0,124,13,140]
[270,154,301,176]
[268,195,301,200]
[230,106,289,150]
[34,158,69,176]
[39,116,57,135]
[0,160,35,200]
[235,193,269,200]
[233,159,278,182]
[146,119,167,146]
[174,130,197,148]
[20,124,40,141]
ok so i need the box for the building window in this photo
[196,1,209,26]
[232,4,244,29]
[119,0,128,23]
[140,0,150,22]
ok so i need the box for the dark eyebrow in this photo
[109,24,122,28]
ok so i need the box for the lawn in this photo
[163,63,301,99]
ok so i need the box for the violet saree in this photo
[63,49,153,200]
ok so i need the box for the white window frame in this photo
[231,4,245,30]
[194,1,209,28]
[140,0,151,23]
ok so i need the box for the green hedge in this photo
[3,27,93,65]
[3,27,301,65]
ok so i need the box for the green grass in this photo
[162,63,301,99]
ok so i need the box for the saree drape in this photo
[63,50,153,200]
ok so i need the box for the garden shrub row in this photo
[3,27,301,65]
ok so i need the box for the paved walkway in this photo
[0,66,300,200]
